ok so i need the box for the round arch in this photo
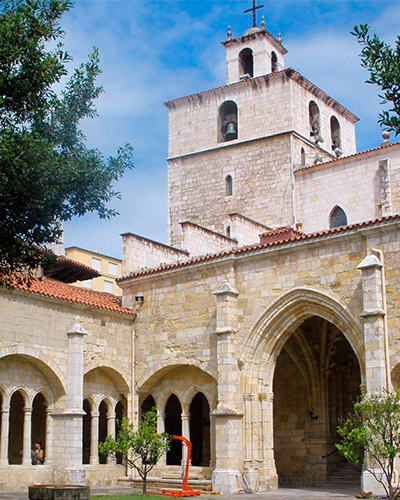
[0,351,66,398]
[84,364,130,395]
[243,287,365,391]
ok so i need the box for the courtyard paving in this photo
[0,484,362,500]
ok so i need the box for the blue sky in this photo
[62,0,400,258]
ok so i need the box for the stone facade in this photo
[2,14,400,498]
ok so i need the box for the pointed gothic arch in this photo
[329,206,347,229]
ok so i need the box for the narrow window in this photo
[239,48,253,77]
[226,175,233,196]
[218,101,238,143]
[330,206,347,229]
[301,147,306,167]
[226,226,231,238]
[330,116,341,154]
[271,51,278,72]
[309,101,322,144]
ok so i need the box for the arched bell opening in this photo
[115,398,127,465]
[239,48,254,77]
[330,116,342,156]
[32,392,47,463]
[271,51,278,72]
[8,390,24,464]
[273,316,361,487]
[189,393,210,467]
[218,101,238,143]
[98,400,109,464]
[82,398,91,465]
[165,394,182,465]
[309,101,322,144]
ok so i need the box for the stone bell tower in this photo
[223,15,287,84]
[164,2,358,250]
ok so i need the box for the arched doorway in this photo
[82,399,91,465]
[273,316,361,486]
[8,391,24,464]
[189,393,210,467]
[32,392,47,461]
[165,394,182,465]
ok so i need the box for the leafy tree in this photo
[352,24,400,136]
[336,389,400,500]
[99,410,170,495]
[0,0,134,285]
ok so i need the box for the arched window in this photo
[330,206,347,229]
[98,400,108,464]
[218,101,238,143]
[189,393,211,467]
[330,116,341,152]
[301,147,306,167]
[309,101,322,143]
[9,391,24,464]
[165,394,182,465]
[226,175,233,196]
[32,393,47,463]
[271,51,278,72]
[82,399,91,464]
[141,394,156,418]
[239,48,253,77]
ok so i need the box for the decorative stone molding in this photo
[243,393,256,402]
[379,159,392,216]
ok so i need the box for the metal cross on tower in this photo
[244,0,264,28]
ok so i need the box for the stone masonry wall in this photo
[180,222,237,256]
[295,145,400,233]
[168,136,293,247]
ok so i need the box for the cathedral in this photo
[1,7,400,496]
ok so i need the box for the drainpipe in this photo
[289,133,297,228]
[371,248,392,390]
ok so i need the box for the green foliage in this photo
[99,410,170,495]
[352,24,400,136]
[336,389,400,500]
[0,0,134,284]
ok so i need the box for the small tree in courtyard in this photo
[99,409,170,495]
[336,389,400,500]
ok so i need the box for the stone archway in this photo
[241,288,365,490]
[273,316,361,486]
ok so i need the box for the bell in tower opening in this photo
[218,101,238,142]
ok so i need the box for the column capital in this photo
[243,393,256,402]
[181,413,191,421]
[107,412,116,420]
[1,407,10,414]
[67,322,88,336]
[91,411,100,418]
[23,406,33,413]
[157,412,166,419]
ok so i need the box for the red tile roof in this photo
[118,214,400,283]
[259,226,305,244]
[295,141,400,172]
[6,277,136,316]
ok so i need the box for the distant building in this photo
[65,247,122,296]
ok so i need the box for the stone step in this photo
[118,476,212,492]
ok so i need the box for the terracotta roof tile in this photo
[5,277,136,316]
[118,214,400,283]
[295,141,399,172]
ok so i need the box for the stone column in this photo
[357,254,387,495]
[52,323,87,486]
[22,406,33,466]
[45,410,53,465]
[212,279,244,494]
[182,411,190,468]
[106,412,116,464]
[258,393,277,491]
[90,411,100,465]
[0,404,10,465]
[210,413,216,468]
[157,412,167,466]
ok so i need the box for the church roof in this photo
[295,141,400,172]
[164,68,359,123]
[4,276,136,316]
[221,26,288,54]
[118,214,400,283]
